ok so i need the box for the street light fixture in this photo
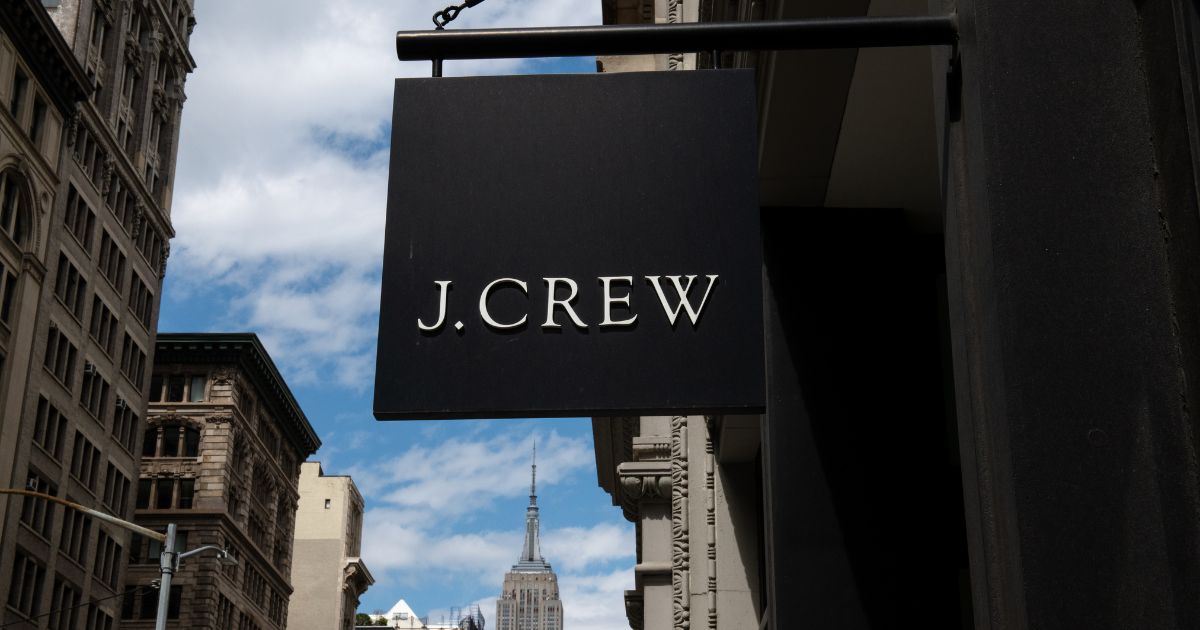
[0,489,230,630]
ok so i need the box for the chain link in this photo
[432,0,484,30]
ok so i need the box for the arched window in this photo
[0,170,29,246]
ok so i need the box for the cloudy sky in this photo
[155,0,632,627]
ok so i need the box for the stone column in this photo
[617,417,673,630]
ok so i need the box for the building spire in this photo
[515,439,551,571]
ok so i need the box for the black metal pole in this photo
[397,16,957,62]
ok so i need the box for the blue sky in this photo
[156,1,632,627]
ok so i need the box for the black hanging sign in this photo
[374,70,763,419]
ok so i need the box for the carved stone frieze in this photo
[671,415,690,628]
[704,417,717,629]
[205,414,234,424]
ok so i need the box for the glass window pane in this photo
[183,428,199,457]
[142,429,157,457]
[155,479,173,509]
[178,479,194,509]
[148,375,163,402]
[135,479,151,509]
[161,426,179,457]
[188,375,206,402]
[166,376,184,402]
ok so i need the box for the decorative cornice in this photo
[153,333,321,454]
[618,461,670,503]
[624,589,644,630]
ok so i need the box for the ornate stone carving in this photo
[704,417,717,629]
[152,85,169,116]
[632,436,670,462]
[159,241,170,278]
[124,29,142,67]
[131,205,143,237]
[205,414,234,424]
[65,108,80,147]
[212,367,236,386]
[671,415,690,628]
[101,158,116,195]
[667,0,684,70]
[618,464,671,501]
[624,590,644,630]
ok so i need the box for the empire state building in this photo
[496,448,564,630]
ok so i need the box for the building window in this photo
[20,469,57,539]
[79,365,110,419]
[148,373,207,402]
[70,430,101,492]
[89,296,118,356]
[119,333,146,389]
[64,185,97,253]
[29,96,47,146]
[9,68,28,118]
[135,478,151,509]
[111,400,138,453]
[8,549,45,619]
[142,423,200,458]
[59,507,92,565]
[33,396,68,459]
[93,530,123,589]
[137,476,196,510]
[54,253,87,320]
[128,273,153,328]
[324,498,331,509]
[189,374,206,401]
[0,169,29,245]
[84,603,115,630]
[0,259,17,325]
[102,463,130,514]
[97,230,126,291]
[43,325,78,389]
[48,575,81,630]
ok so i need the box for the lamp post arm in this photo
[176,545,226,564]
[0,488,166,541]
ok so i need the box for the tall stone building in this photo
[495,452,562,630]
[0,1,192,628]
[289,461,374,630]
[121,333,321,629]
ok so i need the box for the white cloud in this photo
[542,523,633,573]
[360,510,632,585]
[558,568,637,630]
[349,429,593,513]
[169,0,602,386]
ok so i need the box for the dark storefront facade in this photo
[590,0,1200,628]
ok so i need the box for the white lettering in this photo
[599,276,637,327]
[645,274,719,327]
[417,280,452,331]
[543,278,588,329]
[479,278,528,330]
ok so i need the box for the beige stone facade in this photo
[289,461,373,630]
[594,416,763,630]
[0,1,192,628]
[122,333,321,629]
